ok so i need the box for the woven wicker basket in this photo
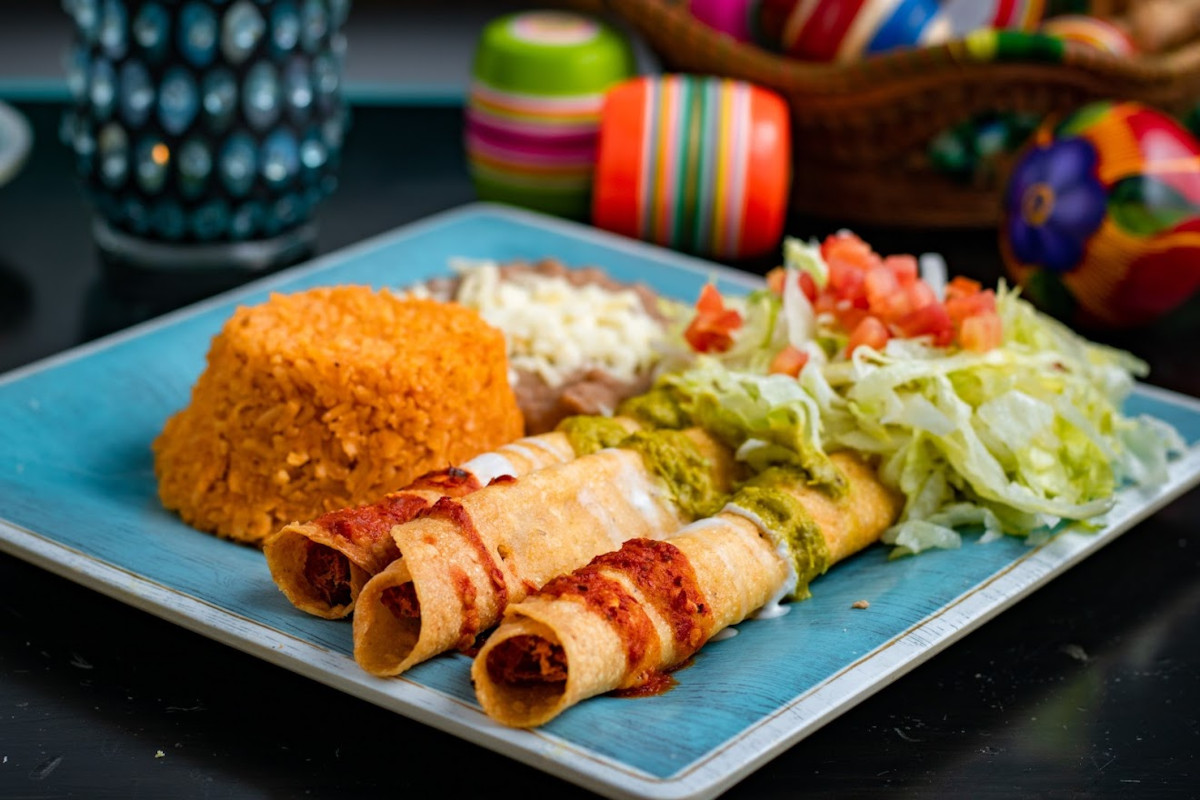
[582,0,1200,228]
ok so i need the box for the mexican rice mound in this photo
[152,285,524,546]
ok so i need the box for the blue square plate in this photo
[2,204,1199,800]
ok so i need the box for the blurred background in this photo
[1,0,1197,387]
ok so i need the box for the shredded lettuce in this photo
[813,285,1185,551]
[783,236,828,288]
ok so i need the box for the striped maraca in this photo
[763,0,954,62]
[466,11,637,219]
[592,75,791,260]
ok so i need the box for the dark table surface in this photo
[1,95,1199,800]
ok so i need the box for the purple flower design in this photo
[1005,137,1108,273]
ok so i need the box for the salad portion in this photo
[647,231,1185,556]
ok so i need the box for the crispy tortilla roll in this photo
[471,452,903,728]
[263,431,584,619]
[352,428,740,676]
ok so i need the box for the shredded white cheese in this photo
[445,258,665,388]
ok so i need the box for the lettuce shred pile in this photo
[647,248,1186,557]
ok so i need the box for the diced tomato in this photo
[864,265,902,314]
[945,288,997,325]
[765,268,818,302]
[958,311,1004,352]
[798,271,818,302]
[846,315,890,356]
[684,312,742,353]
[883,254,919,286]
[695,283,726,314]
[814,289,839,317]
[903,280,938,311]
[821,231,880,272]
[893,301,955,346]
[769,345,809,377]
[835,300,871,334]
[827,257,863,296]
[684,283,743,353]
[944,275,983,301]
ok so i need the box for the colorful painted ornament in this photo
[1040,14,1138,58]
[592,75,791,259]
[941,0,1046,37]
[465,11,637,219]
[757,0,953,62]
[1001,101,1200,328]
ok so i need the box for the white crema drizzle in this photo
[607,450,671,530]
[720,503,796,620]
[460,452,517,485]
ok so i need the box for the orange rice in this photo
[152,285,524,546]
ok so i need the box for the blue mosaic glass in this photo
[229,201,264,240]
[299,130,326,173]
[179,2,220,67]
[270,1,301,53]
[150,200,187,240]
[219,133,258,196]
[118,60,154,128]
[242,61,281,131]
[65,46,89,101]
[72,0,100,42]
[97,123,129,189]
[132,2,170,59]
[284,56,313,118]
[72,124,95,174]
[330,30,347,65]
[320,109,345,152]
[200,67,238,131]
[99,0,128,59]
[264,193,302,235]
[134,137,170,194]
[58,110,80,150]
[122,197,151,235]
[312,52,339,98]
[222,0,266,64]
[178,138,213,198]
[66,0,350,248]
[300,0,328,53]
[260,129,299,188]
[88,58,117,120]
[158,66,200,136]
[191,199,230,240]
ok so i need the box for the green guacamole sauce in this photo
[559,415,726,521]
[620,429,728,520]
[560,400,840,601]
[731,468,830,600]
[556,415,632,457]
[616,386,688,430]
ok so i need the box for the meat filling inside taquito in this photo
[471,452,903,728]
[263,429,591,619]
[352,421,743,677]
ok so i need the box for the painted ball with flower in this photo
[1001,100,1200,328]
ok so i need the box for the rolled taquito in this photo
[264,430,589,619]
[352,426,741,676]
[471,452,903,728]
